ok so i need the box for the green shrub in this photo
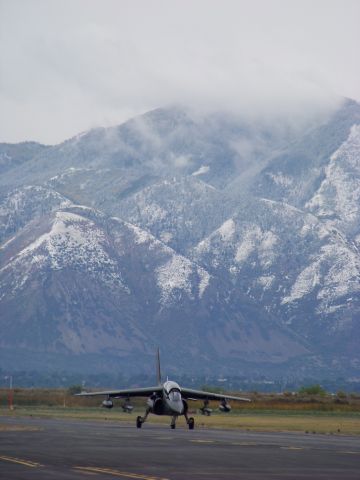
[67,385,83,395]
[337,390,347,399]
[298,384,326,396]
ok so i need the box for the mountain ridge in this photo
[1,98,360,380]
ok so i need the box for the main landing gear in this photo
[136,407,150,428]
[136,410,195,430]
[187,417,195,430]
[184,411,195,430]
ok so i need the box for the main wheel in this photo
[136,416,143,428]
[171,423,176,429]
[188,417,195,430]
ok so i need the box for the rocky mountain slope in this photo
[1,99,359,378]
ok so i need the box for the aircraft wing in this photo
[75,386,162,398]
[181,387,250,402]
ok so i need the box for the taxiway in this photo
[0,415,359,479]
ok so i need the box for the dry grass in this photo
[1,405,360,435]
[194,413,360,435]
[1,388,360,412]
[1,388,360,436]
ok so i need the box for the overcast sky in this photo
[1,0,359,144]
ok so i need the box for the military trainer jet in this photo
[76,349,250,429]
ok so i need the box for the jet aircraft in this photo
[76,349,250,429]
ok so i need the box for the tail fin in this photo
[156,348,162,385]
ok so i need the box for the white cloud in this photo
[0,0,359,143]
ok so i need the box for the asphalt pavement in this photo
[1,415,359,479]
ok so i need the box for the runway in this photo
[1,415,359,479]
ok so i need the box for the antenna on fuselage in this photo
[156,347,162,385]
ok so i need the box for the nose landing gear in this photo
[137,409,195,430]
[170,415,178,429]
[187,417,195,430]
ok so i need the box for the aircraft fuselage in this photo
[146,380,186,416]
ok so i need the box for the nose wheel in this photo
[188,417,195,430]
[136,416,143,428]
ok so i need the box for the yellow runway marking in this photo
[338,451,360,455]
[75,470,98,476]
[190,439,214,444]
[74,467,99,477]
[0,425,42,432]
[0,455,43,468]
[280,446,305,450]
[74,466,169,480]
[231,442,257,446]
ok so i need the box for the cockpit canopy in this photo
[169,388,181,402]
[163,380,181,401]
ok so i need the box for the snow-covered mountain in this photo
[1,99,359,378]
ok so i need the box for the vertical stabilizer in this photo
[156,348,162,385]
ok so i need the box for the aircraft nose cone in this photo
[170,400,184,414]
[174,403,183,414]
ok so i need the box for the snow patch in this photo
[234,225,262,263]
[282,261,321,304]
[282,241,360,307]
[194,237,211,255]
[198,267,210,298]
[128,223,154,245]
[317,244,360,303]
[0,211,128,297]
[142,203,167,223]
[306,124,360,229]
[160,231,173,243]
[74,131,89,141]
[218,219,236,242]
[192,165,210,176]
[268,172,293,187]
[156,254,193,304]
[258,275,275,290]
[258,231,278,268]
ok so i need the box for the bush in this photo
[337,390,347,399]
[298,384,326,396]
[67,385,83,395]
[283,391,293,397]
